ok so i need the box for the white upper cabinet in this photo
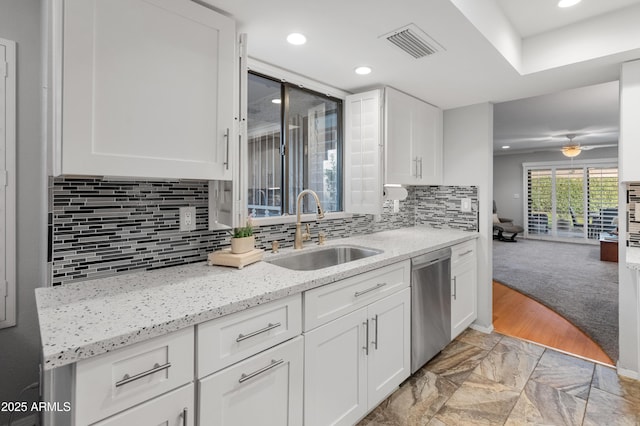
[51,0,235,180]
[385,87,443,185]
[345,87,443,214]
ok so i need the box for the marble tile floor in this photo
[358,329,640,426]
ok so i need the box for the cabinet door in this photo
[385,87,417,185]
[416,101,443,184]
[92,384,194,426]
[198,336,303,426]
[451,256,477,339]
[344,90,384,216]
[60,0,235,180]
[304,308,368,426]
[385,87,442,185]
[367,288,411,408]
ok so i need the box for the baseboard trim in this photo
[2,413,40,426]
[616,364,640,380]
[470,323,494,334]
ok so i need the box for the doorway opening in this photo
[492,81,619,364]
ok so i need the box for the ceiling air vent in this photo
[381,24,444,59]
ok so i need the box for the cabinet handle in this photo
[115,362,172,388]
[223,128,230,170]
[363,320,369,355]
[354,283,386,297]
[239,359,284,383]
[414,157,419,178]
[419,157,423,179]
[181,407,188,426]
[452,276,457,300]
[236,322,282,342]
[459,249,473,257]
[372,314,379,350]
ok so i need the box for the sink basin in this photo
[267,245,383,271]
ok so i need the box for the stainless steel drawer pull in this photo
[354,283,386,297]
[181,407,188,426]
[372,314,379,350]
[363,320,369,355]
[223,128,230,170]
[453,276,457,300]
[236,322,282,342]
[239,359,284,383]
[115,362,172,388]
[459,249,473,257]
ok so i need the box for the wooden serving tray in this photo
[207,248,264,269]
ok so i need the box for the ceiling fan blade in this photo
[580,144,617,150]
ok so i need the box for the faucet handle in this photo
[318,232,326,246]
[271,240,280,253]
[303,224,311,241]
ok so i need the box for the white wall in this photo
[0,0,46,424]
[493,148,618,225]
[444,102,494,331]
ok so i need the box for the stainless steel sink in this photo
[267,245,383,271]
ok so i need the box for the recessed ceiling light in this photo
[286,33,307,45]
[271,98,281,104]
[502,145,510,149]
[355,66,372,75]
[558,0,582,8]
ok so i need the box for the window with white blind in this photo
[524,160,618,242]
[247,72,342,218]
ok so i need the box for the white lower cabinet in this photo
[74,327,194,425]
[367,288,411,408]
[304,287,411,426]
[93,384,194,426]
[451,241,478,339]
[198,336,303,426]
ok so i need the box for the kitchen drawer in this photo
[304,260,410,331]
[451,240,476,265]
[92,384,194,426]
[198,336,303,426]
[74,327,194,426]
[197,294,302,378]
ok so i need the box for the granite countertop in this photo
[627,246,640,270]
[36,227,477,370]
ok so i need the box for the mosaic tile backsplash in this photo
[50,177,478,285]
[628,182,640,248]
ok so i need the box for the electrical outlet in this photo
[393,199,400,213]
[461,198,472,213]
[179,207,197,231]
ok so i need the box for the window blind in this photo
[524,162,618,242]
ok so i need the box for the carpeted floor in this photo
[493,238,619,362]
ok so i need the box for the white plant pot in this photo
[231,236,255,254]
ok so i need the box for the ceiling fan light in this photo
[562,145,582,157]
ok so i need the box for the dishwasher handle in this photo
[411,248,451,269]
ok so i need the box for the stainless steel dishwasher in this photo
[411,247,451,374]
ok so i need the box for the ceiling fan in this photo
[560,134,617,158]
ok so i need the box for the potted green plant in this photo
[230,217,255,254]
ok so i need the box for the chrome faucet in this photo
[294,189,325,249]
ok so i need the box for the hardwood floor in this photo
[493,281,614,365]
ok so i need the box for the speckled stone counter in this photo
[36,227,477,370]
[627,247,640,270]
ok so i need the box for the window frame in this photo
[246,69,345,222]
